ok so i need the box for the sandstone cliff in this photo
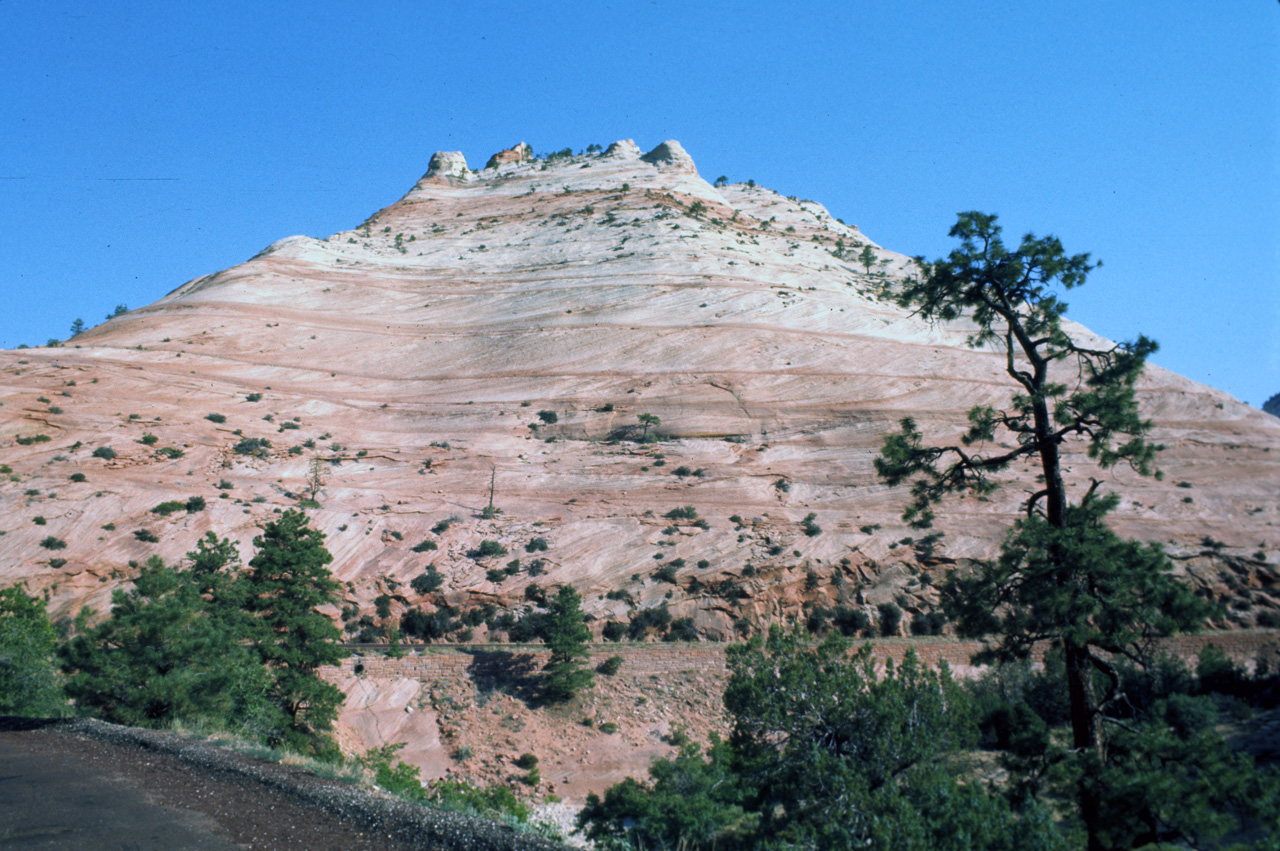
[2,139,1277,641]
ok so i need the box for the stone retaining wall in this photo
[331,630,1280,682]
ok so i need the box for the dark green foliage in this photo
[0,584,64,715]
[637,412,660,442]
[243,510,348,754]
[358,743,424,800]
[628,604,672,639]
[525,536,549,552]
[876,602,902,636]
[673,466,693,477]
[485,568,507,583]
[578,738,753,850]
[91,446,116,460]
[536,410,558,424]
[139,433,158,446]
[205,413,226,424]
[800,512,821,536]
[374,594,393,619]
[473,539,507,558]
[506,610,548,642]
[664,505,697,520]
[411,539,437,553]
[597,655,623,675]
[400,607,454,642]
[515,752,539,770]
[601,621,627,642]
[150,500,187,516]
[585,628,1066,850]
[39,536,66,550]
[61,556,280,737]
[155,446,184,459]
[233,436,272,457]
[185,496,205,512]
[68,472,86,482]
[133,529,158,542]
[32,516,46,526]
[910,611,946,636]
[874,212,1254,850]
[245,392,262,402]
[654,564,679,583]
[666,617,698,641]
[542,585,592,701]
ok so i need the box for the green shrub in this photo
[185,496,206,512]
[151,500,187,516]
[801,513,822,537]
[140,433,158,446]
[205,413,226,424]
[665,618,698,641]
[245,393,262,402]
[410,567,443,595]
[431,518,453,534]
[39,536,65,550]
[525,537,549,552]
[133,529,159,543]
[654,565,679,583]
[602,621,627,642]
[32,516,46,526]
[155,447,184,459]
[515,752,539,770]
[537,410,558,424]
[15,434,51,445]
[474,540,507,558]
[486,569,508,583]
[664,506,697,520]
[68,472,86,482]
[597,655,624,675]
[598,722,619,734]
[411,539,437,553]
[91,446,117,460]
[877,602,902,636]
[233,437,272,457]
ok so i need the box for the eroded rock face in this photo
[640,139,697,173]
[1,138,1277,642]
[422,150,470,181]
[485,142,531,169]
[604,139,642,159]
[1264,392,1280,418]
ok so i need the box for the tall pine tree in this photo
[244,509,348,755]
[873,212,1232,849]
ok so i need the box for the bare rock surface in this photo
[2,138,1278,805]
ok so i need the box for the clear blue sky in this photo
[3,1,1276,406]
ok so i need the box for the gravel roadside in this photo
[0,717,565,850]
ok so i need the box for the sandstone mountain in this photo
[3,139,1278,643]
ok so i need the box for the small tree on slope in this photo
[873,212,1240,849]
[244,509,348,755]
[541,584,593,702]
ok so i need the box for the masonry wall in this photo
[330,630,1280,682]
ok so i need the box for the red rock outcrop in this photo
[1,139,1276,639]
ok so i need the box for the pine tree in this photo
[540,584,593,702]
[60,557,268,729]
[874,212,1235,849]
[244,509,348,754]
[0,584,64,716]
